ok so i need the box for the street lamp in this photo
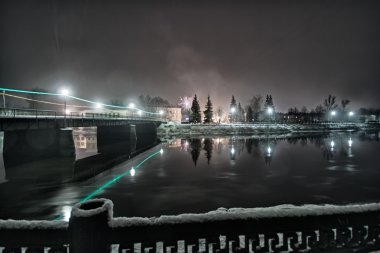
[230,107,236,123]
[59,88,70,127]
[330,110,336,123]
[267,107,273,115]
[348,111,354,117]
[128,103,135,118]
[95,103,102,109]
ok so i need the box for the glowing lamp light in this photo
[137,110,142,116]
[95,103,102,109]
[60,88,69,96]
[331,111,336,116]
[267,107,273,115]
[230,107,236,113]
[267,146,272,154]
[348,138,353,147]
[160,149,164,154]
[130,167,136,177]
[65,109,71,115]
[159,110,164,115]
[330,140,335,148]
[349,111,354,117]
[231,147,235,155]
[62,206,72,222]
[128,102,135,109]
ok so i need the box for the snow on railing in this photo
[1,199,380,252]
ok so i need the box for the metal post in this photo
[2,91,5,108]
[64,96,67,128]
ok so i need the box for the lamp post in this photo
[60,88,69,127]
[2,91,5,108]
[348,111,354,122]
[128,103,135,119]
[330,110,336,123]
[230,107,236,123]
[267,107,273,122]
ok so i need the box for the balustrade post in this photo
[68,199,113,253]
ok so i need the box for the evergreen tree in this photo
[190,94,201,123]
[263,94,275,121]
[269,95,274,107]
[264,95,270,111]
[238,102,243,122]
[264,94,275,111]
[247,106,253,122]
[229,95,237,123]
[203,95,213,124]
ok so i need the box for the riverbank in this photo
[158,122,380,139]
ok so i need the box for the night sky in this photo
[1,0,379,111]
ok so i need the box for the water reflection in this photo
[203,138,213,164]
[0,126,159,219]
[73,127,98,160]
[190,139,202,165]
[1,131,380,220]
[166,132,380,165]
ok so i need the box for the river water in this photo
[0,130,380,220]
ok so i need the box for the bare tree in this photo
[323,95,338,111]
[315,104,325,113]
[341,99,351,111]
[249,95,263,114]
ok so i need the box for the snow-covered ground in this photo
[158,122,379,138]
[110,201,380,227]
[1,200,379,229]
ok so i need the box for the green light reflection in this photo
[53,149,162,220]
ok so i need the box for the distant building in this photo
[155,107,182,123]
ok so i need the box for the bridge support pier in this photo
[2,128,75,168]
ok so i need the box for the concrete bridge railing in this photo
[1,198,380,252]
[0,108,165,130]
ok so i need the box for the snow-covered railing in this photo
[1,199,380,252]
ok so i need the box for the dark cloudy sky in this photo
[1,0,379,111]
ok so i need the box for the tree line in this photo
[188,93,380,124]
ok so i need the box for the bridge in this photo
[0,107,163,174]
[0,108,165,131]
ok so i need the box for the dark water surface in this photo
[0,131,380,220]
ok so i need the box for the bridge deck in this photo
[0,108,165,130]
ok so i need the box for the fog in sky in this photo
[1,0,379,111]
